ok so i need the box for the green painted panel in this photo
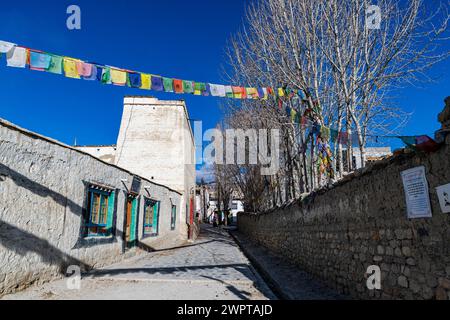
[106,191,115,235]
[153,202,159,235]
[129,198,137,242]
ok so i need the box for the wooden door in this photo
[125,199,132,243]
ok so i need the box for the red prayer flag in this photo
[415,135,440,152]
[173,79,183,93]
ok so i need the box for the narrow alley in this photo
[2,225,276,300]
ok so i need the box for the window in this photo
[143,198,159,236]
[171,205,177,230]
[85,187,115,237]
[231,202,238,210]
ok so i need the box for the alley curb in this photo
[228,231,290,300]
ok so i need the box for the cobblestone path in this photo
[2,225,275,300]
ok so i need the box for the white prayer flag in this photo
[0,40,16,53]
[6,47,27,68]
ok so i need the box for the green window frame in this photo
[171,205,177,230]
[143,198,160,236]
[85,188,115,237]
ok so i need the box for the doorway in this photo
[124,194,138,249]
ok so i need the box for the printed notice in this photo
[401,166,432,219]
[436,183,450,214]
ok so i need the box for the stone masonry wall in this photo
[0,119,182,297]
[238,102,450,300]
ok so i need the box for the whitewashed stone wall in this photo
[0,119,182,296]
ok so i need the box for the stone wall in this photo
[0,119,183,297]
[238,102,450,300]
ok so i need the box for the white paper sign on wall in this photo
[401,166,432,219]
[436,183,450,214]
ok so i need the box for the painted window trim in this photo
[143,197,160,237]
[84,187,115,238]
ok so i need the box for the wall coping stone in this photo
[241,138,445,217]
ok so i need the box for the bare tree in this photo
[218,0,449,212]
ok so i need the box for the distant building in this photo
[229,200,244,224]
[75,145,117,164]
[343,147,392,171]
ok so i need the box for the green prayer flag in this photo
[399,136,417,148]
[320,126,331,140]
[163,77,174,92]
[101,67,111,84]
[290,109,297,123]
[47,55,63,74]
[182,80,194,93]
[225,87,234,98]
[194,82,206,91]
[330,129,339,142]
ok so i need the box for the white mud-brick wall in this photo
[0,119,182,296]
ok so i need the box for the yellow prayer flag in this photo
[110,68,127,85]
[249,88,258,99]
[63,57,80,79]
[278,88,285,97]
[140,74,151,90]
[194,90,202,95]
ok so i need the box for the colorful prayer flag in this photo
[0,40,15,53]
[140,73,151,89]
[76,61,93,77]
[151,75,164,91]
[182,80,194,94]
[290,108,297,123]
[210,84,226,97]
[63,57,81,79]
[415,135,440,152]
[83,64,98,80]
[320,126,331,140]
[257,88,265,99]
[203,83,211,96]
[400,135,440,153]
[163,77,174,92]
[128,72,142,88]
[173,79,183,93]
[30,51,51,71]
[101,67,111,84]
[232,86,242,99]
[47,55,63,74]
[330,129,339,142]
[6,47,27,68]
[110,68,127,86]
[337,131,349,145]
[194,82,206,95]
[224,86,233,98]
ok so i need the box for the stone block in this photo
[398,275,409,288]
[438,277,450,290]
[435,286,447,300]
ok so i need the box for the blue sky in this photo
[0,0,246,146]
[0,0,449,177]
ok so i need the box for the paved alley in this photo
[2,225,276,300]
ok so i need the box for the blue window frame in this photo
[85,187,115,238]
[143,198,160,236]
[171,205,177,230]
